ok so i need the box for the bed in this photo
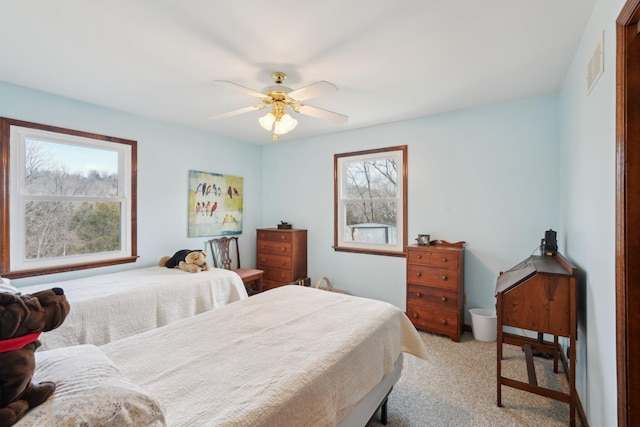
[18,285,428,426]
[17,266,248,350]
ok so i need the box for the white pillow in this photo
[15,344,165,426]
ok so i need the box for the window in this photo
[334,145,407,256]
[0,118,138,279]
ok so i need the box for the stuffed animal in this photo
[0,287,70,427]
[159,249,211,273]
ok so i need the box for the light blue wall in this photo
[0,81,263,287]
[262,95,560,313]
[558,0,624,425]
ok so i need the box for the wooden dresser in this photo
[256,228,308,291]
[405,240,465,341]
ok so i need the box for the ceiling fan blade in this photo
[208,104,265,120]
[215,80,268,99]
[297,104,348,124]
[288,81,338,101]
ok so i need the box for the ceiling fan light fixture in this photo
[258,112,276,130]
[275,113,298,135]
[212,71,347,142]
[260,101,298,141]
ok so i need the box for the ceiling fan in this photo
[209,72,348,141]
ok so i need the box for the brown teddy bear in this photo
[0,287,70,427]
[159,249,211,273]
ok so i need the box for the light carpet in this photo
[366,331,582,427]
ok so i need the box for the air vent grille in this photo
[586,31,604,95]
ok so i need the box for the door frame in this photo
[616,0,640,425]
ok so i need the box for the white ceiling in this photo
[0,1,596,145]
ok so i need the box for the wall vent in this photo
[586,31,604,95]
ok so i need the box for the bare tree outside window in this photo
[0,118,138,279]
[24,140,121,259]
[334,146,407,256]
[344,157,398,244]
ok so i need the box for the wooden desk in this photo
[495,252,577,426]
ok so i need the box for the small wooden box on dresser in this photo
[406,240,465,342]
[256,228,308,291]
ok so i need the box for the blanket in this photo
[101,285,428,427]
[17,266,247,350]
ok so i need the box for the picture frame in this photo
[187,170,243,237]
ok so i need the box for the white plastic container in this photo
[469,308,497,342]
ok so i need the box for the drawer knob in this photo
[280,235,286,240]
[281,248,286,252]
[416,292,422,297]
[416,272,422,277]
[417,254,422,259]
[441,296,447,302]
[442,319,448,325]
[412,313,419,318]
[442,257,448,262]
[441,275,448,281]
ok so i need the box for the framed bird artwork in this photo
[188,170,243,237]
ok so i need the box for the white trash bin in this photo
[469,308,497,342]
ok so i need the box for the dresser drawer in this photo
[261,267,295,282]
[407,264,459,290]
[257,229,292,243]
[407,248,459,269]
[407,284,458,311]
[426,250,459,269]
[407,250,431,265]
[257,240,292,256]
[257,253,292,269]
[406,303,458,336]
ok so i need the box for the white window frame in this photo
[0,118,138,278]
[334,145,407,256]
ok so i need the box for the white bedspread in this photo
[18,266,247,350]
[101,285,428,427]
